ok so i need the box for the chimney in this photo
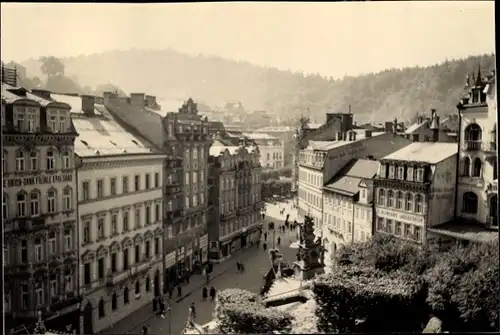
[81,95,95,116]
[145,95,157,108]
[429,108,440,143]
[130,93,145,108]
[31,89,51,100]
[365,130,372,138]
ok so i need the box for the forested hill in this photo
[19,50,495,123]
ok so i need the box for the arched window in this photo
[405,193,413,211]
[464,124,482,141]
[29,150,39,171]
[123,287,129,304]
[62,151,71,169]
[462,157,471,176]
[30,191,40,216]
[387,190,395,207]
[135,281,140,294]
[111,293,117,311]
[47,189,57,213]
[415,194,423,213]
[145,277,151,292]
[378,189,385,206]
[98,298,105,318]
[15,150,25,172]
[472,158,482,177]
[395,191,403,209]
[17,192,26,217]
[3,193,8,220]
[63,187,72,211]
[46,149,55,170]
[462,192,478,214]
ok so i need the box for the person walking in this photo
[263,241,267,251]
[202,287,208,300]
[277,236,281,246]
[210,286,216,301]
[190,302,196,320]
[177,285,182,298]
[264,232,267,241]
[236,261,241,273]
[159,298,165,318]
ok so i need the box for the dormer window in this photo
[48,114,57,132]
[388,165,395,179]
[27,114,35,132]
[416,168,424,182]
[380,164,387,178]
[407,167,414,181]
[14,110,25,131]
[397,166,405,180]
[59,114,66,133]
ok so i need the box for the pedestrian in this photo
[240,263,245,272]
[141,325,149,335]
[210,286,216,301]
[152,296,157,312]
[277,236,281,246]
[263,242,267,251]
[264,232,267,241]
[236,262,241,273]
[159,299,165,318]
[190,301,196,320]
[177,285,182,298]
[202,287,208,300]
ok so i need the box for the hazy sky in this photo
[1,2,495,78]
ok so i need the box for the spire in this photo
[476,64,482,86]
[471,70,476,85]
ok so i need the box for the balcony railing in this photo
[465,140,482,150]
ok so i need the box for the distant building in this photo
[254,126,295,166]
[403,109,455,143]
[243,132,285,168]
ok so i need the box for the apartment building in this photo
[322,159,379,266]
[208,137,264,260]
[374,141,458,245]
[244,132,285,168]
[53,93,166,334]
[297,128,411,238]
[254,126,295,166]
[456,68,498,229]
[2,83,80,334]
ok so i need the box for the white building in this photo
[244,133,285,168]
[54,94,166,334]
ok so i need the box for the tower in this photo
[293,215,325,280]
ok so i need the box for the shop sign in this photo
[177,246,185,260]
[165,252,176,268]
[209,241,219,253]
[377,208,424,224]
[186,248,193,257]
[200,234,208,248]
[3,173,73,188]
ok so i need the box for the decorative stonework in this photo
[294,215,325,280]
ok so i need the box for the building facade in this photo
[52,93,166,334]
[403,109,456,143]
[244,132,285,168]
[456,69,498,228]
[373,142,458,245]
[2,84,80,334]
[207,139,264,260]
[253,126,295,166]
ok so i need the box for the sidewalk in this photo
[100,245,260,335]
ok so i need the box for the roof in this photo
[326,176,363,195]
[324,159,379,195]
[307,132,385,151]
[427,219,499,243]
[254,126,295,132]
[404,119,428,134]
[209,145,239,157]
[52,94,159,157]
[306,123,322,129]
[382,142,458,164]
[147,98,185,117]
[243,132,279,140]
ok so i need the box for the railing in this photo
[465,140,482,150]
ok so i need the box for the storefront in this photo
[45,301,81,335]
[209,241,219,260]
[176,246,185,274]
[164,251,176,286]
[200,234,209,263]
[220,240,230,258]
[231,236,241,252]
[185,244,193,271]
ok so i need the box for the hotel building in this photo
[2,82,80,334]
[207,135,264,260]
[244,132,285,168]
[53,93,166,334]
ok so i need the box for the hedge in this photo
[215,288,293,334]
[313,266,427,333]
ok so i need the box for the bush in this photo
[313,266,427,333]
[262,179,292,199]
[215,288,293,334]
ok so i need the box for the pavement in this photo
[101,200,298,335]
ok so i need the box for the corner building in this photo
[53,93,166,334]
[2,84,79,334]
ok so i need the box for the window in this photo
[154,238,160,255]
[404,223,412,237]
[84,263,91,285]
[378,189,385,206]
[83,221,91,243]
[123,176,129,193]
[135,281,140,295]
[412,134,419,142]
[15,150,25,171]
[97,179,104,198]
[415,194,423,213]
[21,283,29,309]
[110,178,116,196]
[135,245,140,263]
[62,151,71,169]
[15,112,25,131]
[146,277,151,292]
[155,203,160,222]
[34,238,42,262]
[462,192,478,214]
[82,181,90,201]
[145,174,151,189]
[36,286,44,306]
[110,252,118,273]
[395,221,402,235]
[192,194,198,207]
[397,166,405,180]
[98,217,105,239]
[111,214,118,235]
[386,219,393,233]
[65,275,73,292]
[472,158,482,177]
[134,175,140,191]
[59,115,66,132]
[145,240,151,258]
[376,217,385,231]
[185,172,189,186]
[29,151,39,171]
[192,171,197,184]
[154,172,160,188]
[123,249,129,270]
[49,231,56,255]
[414,226,422,242]
[2,150,7,173]
[46,149,55,170]
[462,157,471,176]
[2,194,8,220]
[98,299,105,318]
[48,114,57,132]
[30,191,40,216]
[112,293,117,311]
[407,167,414,181]
[388,165,395,179]
[64,231,72,251]
[185,196,190,208]
[380,164,387,178]
[200,193,205,205]
[395,191,403,209]
[98,257,105,279]
[20,240,28,263]
[27,114,35,132]
[416,168,424,182]
[387,190,395,207]
[145,205,151,225]
[123,210,129,231]
[47,189,56,213]
[50,280,57,297]
[135,207,141,228]
[405,193,413,211]
[17,192,26,217]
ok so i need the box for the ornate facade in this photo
[2,84,79,334]
[207,137,264,260]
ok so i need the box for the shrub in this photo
[313,265,427,333]
[215,288,293,334]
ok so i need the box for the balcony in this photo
[4,217,46,234]
[164,184,182,195]
[485,141,497,152]
[465,140,482,151]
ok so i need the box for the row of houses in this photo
[2,69,264,335]
[296,67,498,265]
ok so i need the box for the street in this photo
[103,200,298,335]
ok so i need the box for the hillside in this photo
[19,50,495,123]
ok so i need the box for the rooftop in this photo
[382,142,458,164]
[307,132,385,151]
[404,119,429,134]
[325,159,379,194]
[255,126,295,132]
[146,98,185,117]
[427,219,498,243]
[53,94,158,157]
[243,132,279,140]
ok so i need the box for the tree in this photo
[31,76,42,87]
[39,56,65,77]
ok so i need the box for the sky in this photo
[1,2,495,78]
